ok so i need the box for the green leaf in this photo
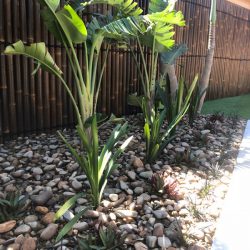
[148,10,185,27]
[4,41,62,75]
[56,207,89,242]
[56,4,87,44]
[150,143,160,162]
[127,94,143,108]
[54,192,84,221]
[160,44,188,65]
[149,0,168,13]
[91,115,99,177]
[39,1,87,44]
[39,0,60,11]
[100,16,151,40]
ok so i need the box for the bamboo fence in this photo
[0,0,250,141]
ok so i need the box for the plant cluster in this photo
[0,191,27,223]
[80,226,125,250]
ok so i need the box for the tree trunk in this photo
[160,63,178,97]
[197,0,217,113]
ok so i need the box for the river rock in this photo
[157,236,171,248]
[31,190,53,205]
[14,224,31,235]
[115,210,138,218]
[0,220,16,233]
[146,236,157,248]
[134,242,148,250]
[21,236,36,250]
[40,223,58,240]
[42,212,55,225]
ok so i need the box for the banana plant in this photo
[128,0,185,114]
[4,0,145,131]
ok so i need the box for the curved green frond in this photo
[40,2,87,44]
[4,41,62,75]
[148,10,185,27]
[101,16,152,40]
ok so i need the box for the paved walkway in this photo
[212,120,250,250]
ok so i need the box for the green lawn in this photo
[202,94,250,119]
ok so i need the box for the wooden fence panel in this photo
[0,0,250,141]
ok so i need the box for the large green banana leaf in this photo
[100,16,151,40]
[39,1,87,44]
[4,41,62,75]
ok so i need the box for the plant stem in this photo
[136,37,150,98]
[84,42,90,90]
[94,44,110,112]
[130,47,147,96]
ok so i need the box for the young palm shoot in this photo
[57,115,133,207]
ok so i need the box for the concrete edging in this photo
[212,120,250,250]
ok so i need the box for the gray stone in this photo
[24,215,38,223]
[63,210,74,222]
[157,236,171,248]
[14,224,31,235]
[127,171,136,180]
[109,194,118,202]
[153,210,168,219]
[31,190,53,205]
[119,224,137,232]
[23,151,33,158]
[115,210,138,218]
[134,187,144,195]
[71,180,82,190]
[32,167,43,175]
[120,180,129,191]
[139,171,153,179]
[146,236,157,248]
[12,170,25,178]
[73,222,88,231]
[134,242,148,250]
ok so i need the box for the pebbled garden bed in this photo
[0,114,246,250]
